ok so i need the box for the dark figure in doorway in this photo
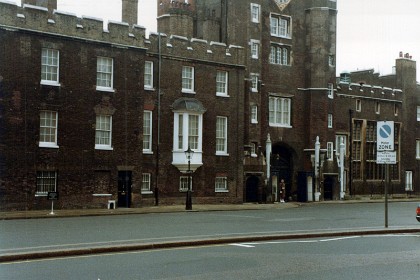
[280,179,286,203]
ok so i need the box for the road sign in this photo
[377,151,396,164]
[377,121,394,151]
[47,192,59,200]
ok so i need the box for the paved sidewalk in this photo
[0,202,297,220]
[1,196,419,220]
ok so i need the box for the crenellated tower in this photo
[157,0,196,37]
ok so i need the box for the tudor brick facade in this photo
[0,0,419,210]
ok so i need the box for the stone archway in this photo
[270,144,294,201]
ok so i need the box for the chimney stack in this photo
[122,0,138,26]
[22,0,57,12]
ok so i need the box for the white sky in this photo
[14,0,420,81]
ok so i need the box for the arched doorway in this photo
[271,144,293,201]
[245,176,259,203]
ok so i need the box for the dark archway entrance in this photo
[271,144,293,201]
[245,176,259,203]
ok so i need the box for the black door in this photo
[118,171,132,208]
[324,176,334,200]
[245,176,259,203]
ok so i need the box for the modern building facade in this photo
[0,0,418,210]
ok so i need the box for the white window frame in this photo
[179,176,192,192]
[416,140,420,159]
[328,114,333,128]
[41,48,60,86]
[216,70,229,96]
[328,83,334,99]
[375,102,380,114]
[143,111,153,153]
[39,110,59,148]
[174,113,202,152]
[250,3,260,23]
[36,171,57,196]
[216,116,228,155]
[250,74,259,92]
[269,96,291,127]
[270,14,291,38]
[144,61,154,90]
[141,173,153,194]
[356,99,361,112]
[405,171,413,191]
[96,57,114,92]
[95,115,113,150]
[182,66,195,93]
[251,105,258,124]
[270,45,290,66]
[250,39,260,59]
[215,177,228,192]
[417,106,420,121]
[335,135,347,156]
[327,142,333,161]
[251,143,257,157]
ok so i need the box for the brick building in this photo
[0,0,419,210]
[0,0,245,210]
[158,0,338,202]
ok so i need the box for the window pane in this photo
[36,171,57,194]
[216,117,227,153]
[97,57,113,88]
[144,61,153,87]
[188,115,199,149]
[142,173,151,192]
[41,48,59,83]
[178,115,184,150]
[40,111,57,144]
[215,177,227,192]
[216,71,227,94]
[182,66,194,91]
[143,111,152,151]
[95,115,112,147]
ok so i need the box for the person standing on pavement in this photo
[279,179,286,203]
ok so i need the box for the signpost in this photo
[376,121,394,228]
[47,192,58,215]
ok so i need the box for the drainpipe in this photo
[266,134,272,202]
[339,139,345,199]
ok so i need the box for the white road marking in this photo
[230,234,420,248]
[319,236,361,242]
[230,243,255,248]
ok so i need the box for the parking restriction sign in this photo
[377,121,394,151]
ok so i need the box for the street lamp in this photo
[184,146,194,210]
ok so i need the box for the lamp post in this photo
[185,146,194,210]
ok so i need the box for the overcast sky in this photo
[14,0,420,82]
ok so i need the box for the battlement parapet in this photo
[147,32,244,67]
[0,1,146,48]
[337,81,403,101]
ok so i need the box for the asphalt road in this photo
[2,233,420,280]
[1,202,419,260]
